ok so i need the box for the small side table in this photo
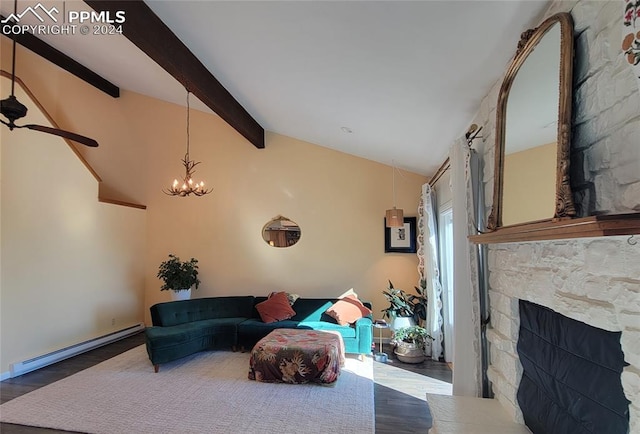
[373,320,389,362]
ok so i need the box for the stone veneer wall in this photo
[487,238,640,428]
[470,0,640,431]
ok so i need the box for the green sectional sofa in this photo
[145,296,373,372]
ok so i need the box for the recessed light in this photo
[341,126,353,134]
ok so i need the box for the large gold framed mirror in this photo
[487,12,576,231]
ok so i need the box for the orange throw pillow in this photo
[256,291,296,323]
[325,295,372,326]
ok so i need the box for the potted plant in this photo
[381,280,429,330]
[157,254,200,301]
[381,281,415,330]
[408,278,429,325]
[392,325,433,364]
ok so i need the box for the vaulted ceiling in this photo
[0,0,550,175]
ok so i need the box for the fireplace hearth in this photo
[517,300,630,433]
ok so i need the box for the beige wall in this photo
[0,77,146,373]
[502,142,556,226]
[0,38,149,206]
[145,125,426,325]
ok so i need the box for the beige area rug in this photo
[0,346,374,434]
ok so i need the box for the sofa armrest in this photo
[354,316,373,354]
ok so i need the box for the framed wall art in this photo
[384,216,417,253]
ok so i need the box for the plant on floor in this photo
[392,325,433,349]
[392,325,434,364]
[157,254,200,292]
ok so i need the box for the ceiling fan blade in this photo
[21,124,99,147]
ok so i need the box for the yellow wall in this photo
[144,124,426,325]
[1,38,426,365]
[502,142,556,226]
[0,76,146,373]
[0,38,149,206]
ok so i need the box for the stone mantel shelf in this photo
[469,213,640,244]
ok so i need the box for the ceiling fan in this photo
[0,1,98,147]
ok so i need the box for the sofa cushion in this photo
[325,295,372,326]
[256,292,296,323]
[238,318,304,333]
[150,296,255,327]
[146,317,246,347]
[297,321,357,338]
[289,299,336,322]
[146,322,208,348]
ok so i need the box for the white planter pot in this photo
[172,288,191,301]
[390,316,415,332]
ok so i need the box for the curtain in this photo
[450,138,483,397]
[417,183,443,361]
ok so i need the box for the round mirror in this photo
[262,216,301,248]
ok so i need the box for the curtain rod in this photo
[428,157,450,187]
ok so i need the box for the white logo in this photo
[1,2,124,37]
[1,3,59,24]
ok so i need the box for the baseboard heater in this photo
[9,322,145,378]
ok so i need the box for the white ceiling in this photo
[2,0,550,175]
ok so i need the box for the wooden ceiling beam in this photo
[0,17,120,98]
[84,0,265,149]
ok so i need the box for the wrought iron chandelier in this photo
[164,90,212,197]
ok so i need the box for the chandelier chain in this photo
[185,91,190,160]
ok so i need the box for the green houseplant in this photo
[381,280,429,328]
[392,325,434,364]
[157,254,200,293]
[381,281,414,320]
[409,278,429,325]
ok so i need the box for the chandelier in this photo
[164,90,212,197]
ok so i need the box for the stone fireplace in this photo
[471,0,640,431]
[486,237,639,432]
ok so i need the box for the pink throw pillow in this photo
[325,295,372,326]
[256,291,296,323]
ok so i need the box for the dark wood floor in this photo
[0,334,451,433]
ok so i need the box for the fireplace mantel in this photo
[469,213,640,244]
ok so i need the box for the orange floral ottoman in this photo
[248,329,345,385]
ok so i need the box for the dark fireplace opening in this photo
[517,300,630,434]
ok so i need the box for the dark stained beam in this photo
[84,0,265,149]
[0,17,120,98]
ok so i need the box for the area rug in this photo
[0,345,374,434]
